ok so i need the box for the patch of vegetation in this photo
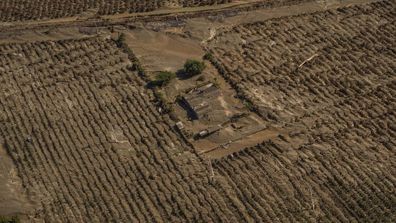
[115,33,126,47]
[151,71,176,87]
[183,59,206,77]
[0,216,20,223]
[114,32,148,81]
[155,91,173,114]
[212,78,220,88]
[243,100,254,110]
[203,52,214,61]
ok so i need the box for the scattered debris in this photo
[298,53,319,68]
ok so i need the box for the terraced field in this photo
[0,0,232,22]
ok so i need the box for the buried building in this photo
[175,81,273,159]
[180,83,221,119]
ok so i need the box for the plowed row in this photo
[0,0,232,22]
[210,0,395,123]
[0,38,237,222]
[207,0,396,222]
[3,37,348,223]
[1,1,396,221]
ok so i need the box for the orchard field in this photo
[0,0,395,222]
[0,37,228,222]
[0,0,232,22]
[208,0,396,221]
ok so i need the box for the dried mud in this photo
[0,0,232,22]
[0,0,395,222]
[207,0,396,221]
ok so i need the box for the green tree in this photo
[184,59,206,77]
[203,52,214,61]
[153,71,176,86]
[0,215,20,223]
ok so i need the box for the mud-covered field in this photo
[210,0,395,123]
[207,0,396,221]
[0,37,213,222]
[0,0,395,222]
[0,37,291,222]
[0,0,232,22]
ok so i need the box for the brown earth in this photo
[0,0,233,22]
[0,144,33,218]
[208,0,396,221]
[124,29,204,72]
[0,0,395,222]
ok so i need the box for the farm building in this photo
[181,83,221,119]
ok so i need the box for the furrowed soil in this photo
[0,37,229,222]
[0,0,395,222]
[0,0,233,22]
[207,0,396,221]
[0,144,33,218]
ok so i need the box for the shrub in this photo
[152,71,176,87]
[203,52,214,61]
[243,100,254,110]
[116,33,126,47]
[0,216,19,223]
[155,91,172,113]
[184,59,206,77]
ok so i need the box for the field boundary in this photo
[0,0,313,32]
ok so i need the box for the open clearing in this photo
[0,0,395,222]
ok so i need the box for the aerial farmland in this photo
[0,0,395,222]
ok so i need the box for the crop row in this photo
[208,0,396,222]
[0,0,232,22]
[209,0,395,123]
[0,37,240,222]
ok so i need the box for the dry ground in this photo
[208,0,396,221]
[0,144,32,218]
[0,0,233,22]
[0,0,395,222]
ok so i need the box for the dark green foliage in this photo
[0,216,20,223]
[243,100,254,110]
[183,59,206,77]
[203,52,214,61]
[116,33,126,47]
[151,71,176,87]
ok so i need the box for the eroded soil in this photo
[0,0,395,222]
[0,144,33,218]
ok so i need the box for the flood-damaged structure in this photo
[176,82,277,159]
[180,83,221,120]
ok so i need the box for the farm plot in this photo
[206,0,396,222]
[0,37,242,222]
[209,0,395,123]
[0,0,232,22]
